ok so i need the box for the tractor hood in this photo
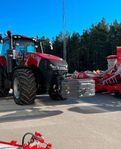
[25,52,68,72]
[33,52,63,61]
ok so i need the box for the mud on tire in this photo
[13,69,37,105]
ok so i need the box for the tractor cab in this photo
[1,33,37,72]
[1,35,36,60]
[0,31,54,73]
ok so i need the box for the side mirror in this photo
[49,41,53,50]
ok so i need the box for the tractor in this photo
[0,31,68,105]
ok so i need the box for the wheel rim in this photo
[14,77,20,99]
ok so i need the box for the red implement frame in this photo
[0,132,52,149]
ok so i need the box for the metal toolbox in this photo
[61,79,95,98]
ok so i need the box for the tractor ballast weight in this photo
[0,31,68,105]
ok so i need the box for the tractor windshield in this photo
[14,39,36,53]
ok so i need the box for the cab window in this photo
[1,40,10,56]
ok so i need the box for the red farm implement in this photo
[0,132,52,149]
[72,47,121,96]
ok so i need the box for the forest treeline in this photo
[43,18,121,72]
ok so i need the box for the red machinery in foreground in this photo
[72,47,121,96]
[0,132,52,149]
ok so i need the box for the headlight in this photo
[65,65,68,69]
[49,63,68,71]
[49,64,57,70]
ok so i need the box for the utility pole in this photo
[62,0,66,60]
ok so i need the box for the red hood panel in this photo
[33,52,63,61]
[0,56,6,65]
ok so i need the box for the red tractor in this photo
[0,31,68,105]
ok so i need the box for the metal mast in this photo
[63,0,66,60]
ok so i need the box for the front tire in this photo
[13,69,37,105]
[49,79,66,100]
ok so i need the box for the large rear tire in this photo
[0,66,9,97]
[13,69,37,105]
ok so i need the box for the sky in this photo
[0,0,121,39]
